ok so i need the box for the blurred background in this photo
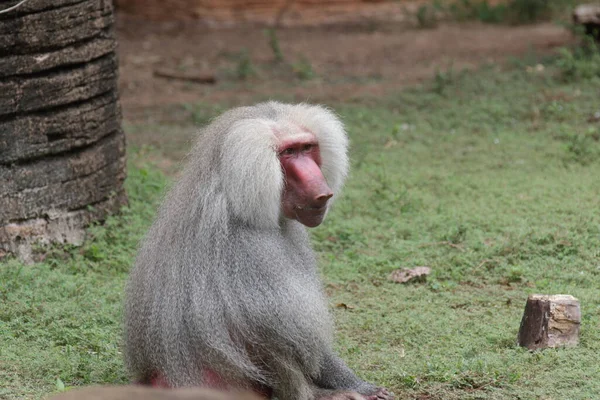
[2,1,600,399]
[114,0,583,166]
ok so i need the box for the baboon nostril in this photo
[315,192,333,204]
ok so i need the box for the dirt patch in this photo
[114,0,411,27]
[116,15,574,131]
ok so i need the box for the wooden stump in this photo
[573,4,600,41]
[517,294,581,350]
[0,0,127,261]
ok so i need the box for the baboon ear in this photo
[220,118,283,229]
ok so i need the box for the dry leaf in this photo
[388,266,431,284]
[384,139,398,148]
[335,303,355,310]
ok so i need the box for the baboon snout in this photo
[314,191,333,207]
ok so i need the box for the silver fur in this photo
[124,102,386,400]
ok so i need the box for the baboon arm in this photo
[313,351,377,394]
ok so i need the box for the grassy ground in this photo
[2,49,600,400]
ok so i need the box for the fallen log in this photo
[154,68,217,84]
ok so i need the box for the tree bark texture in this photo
[0,0,127,261]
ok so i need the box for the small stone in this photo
[388,266,431,284]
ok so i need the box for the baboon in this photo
[124,102,393,400]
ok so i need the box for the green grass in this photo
[412,0,589,26]
[0,156,168,399]
[321,61,600,399]
[2,53,600,399]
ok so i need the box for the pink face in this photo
[278,134,333,228]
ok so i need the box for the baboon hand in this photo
[365,387,394,400]
[317,391,367,400]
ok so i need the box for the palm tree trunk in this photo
[0,0,127,261]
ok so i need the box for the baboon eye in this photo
[280,148,295,156]
[302,144,314,152]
